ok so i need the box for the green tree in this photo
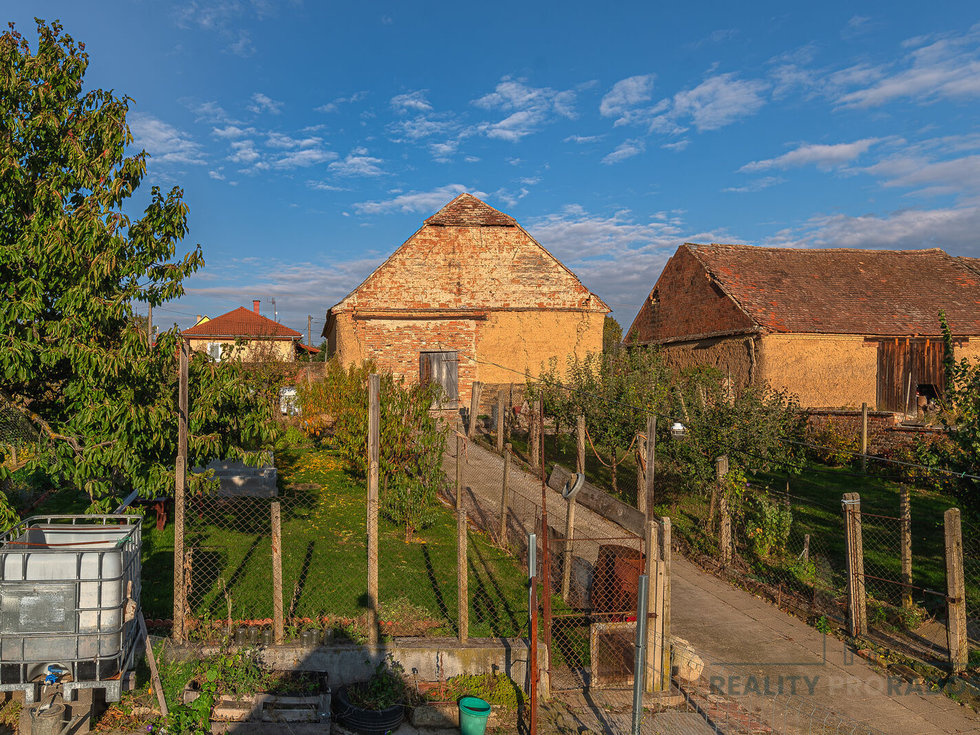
[602,316,623,352]
[0,20,276,515]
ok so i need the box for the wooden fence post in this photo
[455,434,463,511]
[710,455,728,532]
[367,374,380,645]
[496,389,506,453]
[458,509,469,644]
[172,341,189,643]
[719,495,732,567]
[499,443,512,547]
[861,402,869,473]
[900,486,912,610]
[644,521,665,692]
[529,400,541,470]
[843,492,867,636]
[561,484,577,601]
[636,432,647,517]
[576,415,585,475]
[468,381,483,439]
[945,508,967,672]
[645,415,656,516]
[271,501,284,644]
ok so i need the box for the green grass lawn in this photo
[25,437,532,639]
[174,441,531,638]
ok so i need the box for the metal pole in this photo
[367,374,380,645]
[631,574,650,735]
[539,402,552,650]
[527,532,538,735]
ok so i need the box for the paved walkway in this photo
[449,440,980,735]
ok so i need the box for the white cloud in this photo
[260,147,337,170]
[306,180,346,192]
[740,138,881,172]
[600,75,655,119]
[354,184,485,215]
[315,91,368,113]
[265,132,322,149]
[173,1,272,56]
[662,139,689,152]
[526,205,733,318]
[864,153,980,196]
[768,205,980,255]
[837,26,980,107]
[188,100,233,123]
[129,113,206,165]
[602,139,645,165]
[723,176,784,193]
[471,77,577,141]
[390,90,432,113]
[247,92,283,115]
[328,148,385,177]
[564,134,603,144]
[212,124,253,138]
[652,73,769,133]
[386,114,458,141]
[228,139,260,164]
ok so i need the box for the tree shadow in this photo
[469,542,520,636]
[421,544,452,632]
[288,541,316,618]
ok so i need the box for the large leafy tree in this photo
[0,20,276,513]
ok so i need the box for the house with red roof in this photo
[183,300,311,362]
[625,244,980,411]
[323,193,609,408]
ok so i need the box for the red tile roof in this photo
[424,193,517,227]
[686,244,980,336]
[959,256,980,278]
[182,307,302,339]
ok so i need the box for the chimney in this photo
[195,315,201,324]
[252,300,260,315]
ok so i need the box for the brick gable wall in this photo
[627,246,754,344]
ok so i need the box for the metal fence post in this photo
[561,486,577,601]
[527,532,538,735]
[576,415,585,475]
[945,508,968,672]
[843,492,867,636]
[861,402,869,473]
[631,574,650,735]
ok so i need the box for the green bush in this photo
[744,492,792,560]
[807,419,859,467]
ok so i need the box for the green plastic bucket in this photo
[458,695,491,735]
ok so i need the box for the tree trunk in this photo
[611,456,618,495]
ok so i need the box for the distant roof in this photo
[959,256,980,278]
[686,243,980,336]
[182,307,302,340]
[424,192,517,227]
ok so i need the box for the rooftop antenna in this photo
[271,298,278,322]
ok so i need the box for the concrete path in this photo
[449,440,980,735]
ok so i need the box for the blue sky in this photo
[10,2,980,339]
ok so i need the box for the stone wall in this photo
[805,409,949,457]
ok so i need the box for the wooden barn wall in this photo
[874,338,945,412]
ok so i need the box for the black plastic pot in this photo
[334,684,404,735]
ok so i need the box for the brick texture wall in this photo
[331,220,606,408]
[627,246,754,344]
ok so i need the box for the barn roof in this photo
[959,256,980,278]
[685,243,980,336]
[424,192,517,227]
[182,307,302,340]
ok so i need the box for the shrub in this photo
[744,492,792,560]
[807,419,859,467]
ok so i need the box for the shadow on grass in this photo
[288,541,315,618]
[469,541,521,637]
[421,544,453,634]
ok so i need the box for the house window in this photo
[207,342,223,362]
[419,351,458,404]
